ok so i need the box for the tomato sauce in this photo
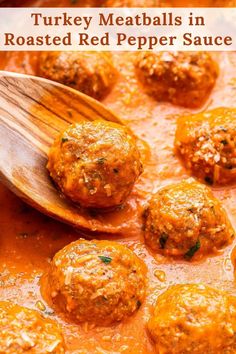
[0,1,236,353]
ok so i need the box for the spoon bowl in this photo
[0,71,124,234]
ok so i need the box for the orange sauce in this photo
[0,1,236,353]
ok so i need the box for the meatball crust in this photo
[144,179,234,258]
[42,239,147,326]
[175,107,236,185]
[47,120,143,209]
[0,301,65,354]
[38,51,117,100]
[148,284,236,354]
[135,51,219,108]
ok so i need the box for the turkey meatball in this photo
[0,301,65,354]
[148,284,236,354]
[175,107,236,185]
[42,239,147,326]
[144,179,234,258]
[38,52,117,100]
[47,120,143,209]
[135,51,219,108]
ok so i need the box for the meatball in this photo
[38,52,117,100]
[0,301,65,353]
[47,120,143,209]
[144,179,234,258]
[175,107,236,185]
[42,239,147,325]
[148,284,236,354]
[135,51,219,108]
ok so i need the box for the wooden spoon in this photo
[0,71,124,234]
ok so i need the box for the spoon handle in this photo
[0,71,121,154]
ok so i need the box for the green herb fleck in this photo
[221,140,228,145]
[97,157,106,165]
[204,176,213,185]
[61,137,68,143]
[187,207,194,213]
[219,127,228,132]
[159,233,168,249]
[44,309,54,316]
[137,300,142,309]
[99,256,112,264]
[113,168,119,174]
[211,206,216,216]
[116,204,125,211]
[184,240,201,260]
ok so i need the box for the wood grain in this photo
[0,71,123,234]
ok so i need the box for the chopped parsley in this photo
[137,300,142,309]
[219,127,228,132]
[159,233,168,249]
[61,137,69,143]
[44,309,55,316]
[211,206,216,216]
[184,240,201,260]
[187,207,194,213]
[116,204,125,211]
[221,139,228,145]
[97,157,106,165]
[98,256,112,264]
[113,168,119,174]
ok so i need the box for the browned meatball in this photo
[42,239,147,326]
[47,120,143,209]
[144,179,234,258]
[135,51,219,108]
[148,284,236,354]
[175,107,236,185]
[38,52,117,100]
[0,301,65,354]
